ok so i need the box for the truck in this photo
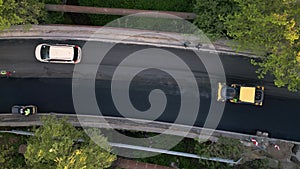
[217,83,264,106]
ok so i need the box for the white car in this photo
[35,44,81,64]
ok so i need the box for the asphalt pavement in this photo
[1,39,300,141]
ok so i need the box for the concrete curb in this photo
[0,25,258,58]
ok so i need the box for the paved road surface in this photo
[1,39,300,141]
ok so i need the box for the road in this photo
[1,39,300,141]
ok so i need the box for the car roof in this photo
[239,87,256,103]
[49,46,74,60]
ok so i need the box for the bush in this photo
[195,137,244,168]
[237,159,269,169]
[0,134,27,168]
[193,0,240,40]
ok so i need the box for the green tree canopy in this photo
[0,134,27,169]
[193,0,240,39]
[194,0,300,91]
[0,0,45,31]
[0,0,22,30]
[224,0,300,91]
[24,116,116,169]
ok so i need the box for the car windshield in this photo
[73,47,78,61]
[222,87,236,99]
[41,45,50,59]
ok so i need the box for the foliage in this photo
[0,0,22,30]
[17,0,45,25]
[193,0,240,40]
[252,47,300,91]
[225,0,299,53]
[237,159,269,169]
[138,154,199,169]
[195,137,244,168]
[135,135,199,169]
[79,0,194,12]
[195,137,244,160]
[43,12,74,24]
[224,0,300,91]
[0,0,45,31]
[79,0,194,26]
[193,0,300,91]
[42,0,71,24]
[0,134,27,169]
[0,145,27,169]
[24,116,116,169]
[44,0,63,4]
[0,145,15,166]
[43,12,65,24]
[85,14,121,27]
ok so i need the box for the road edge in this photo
[0,25,258,58]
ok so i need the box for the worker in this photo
[0,70,7,76]
[6,71,12,77]
[24,108,31,116]
[0,70,12,78]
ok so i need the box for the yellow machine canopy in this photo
[239,87,256,103]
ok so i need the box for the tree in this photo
[16,0,45,25]
[193,0,240,39]
[0,145,15,168]
[194,0,300,91]
[0,0,22,30]
[24,116,116,169]
[0,138,27,169]
[224,0,300,91]
[0,0,45,31]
